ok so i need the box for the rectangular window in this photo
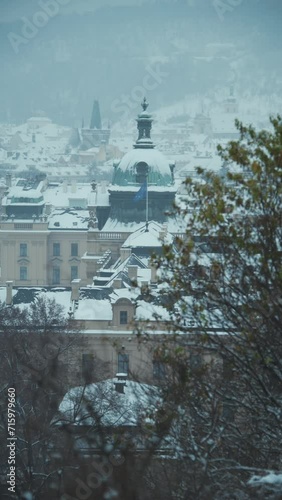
[53,243,60,256]
[190,353,202,371]
[71,266,78,281]
[71,243,78,256]
[153,360,166,380]
[82,353,94,382]
[118,353,129,374]
[20,266,27,281]
[20,243,27,257]
[120,311,128,325]
[52,267,60,284]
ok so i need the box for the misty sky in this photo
[0,0,281,125]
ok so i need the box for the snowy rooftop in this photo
[101,212,187,234]
[57,378,161,427]
[48,209,89,230]
[0,287,72,315]
[2,183,45,206]
[122,221,173,248]
[113,147,173,187]
[108,185,176,192]
[43,183,91,208]
[136,300,170,322]
[74,298,113,321]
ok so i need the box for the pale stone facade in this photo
[0,220,88,286]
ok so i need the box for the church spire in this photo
[90,100,102,129]
[134,98,155,149]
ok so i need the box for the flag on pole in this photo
[133,182,147,202]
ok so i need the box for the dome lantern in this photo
[134,98,155,150]
[112,99,175,187]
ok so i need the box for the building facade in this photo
[0,100,177,287]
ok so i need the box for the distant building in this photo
[108,98,176,225]
[223,85,239,114]
[80,100,111,149]
[0,100,181,288]
[27,116,52,131]
[0,179,88,286]
[193,112,212,136]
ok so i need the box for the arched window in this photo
[136,162,149,184]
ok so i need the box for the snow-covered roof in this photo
[110,288,138,304]
[48,209,89,230]
[101,219,146,233]
[0,287,72,315]
[122,221,173,249]
[108,185,176,193]
[57,378,161,427]
[27,116,52,122]
[74,298,112,321]
[113,148,173,187]
[3,184,45,206]
[136,300,170,321]
[102,217,186,235]
[88,187,110,207]
[43,183,91,208]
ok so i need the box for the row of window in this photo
[53,243,78,257]
[82,353,166,380]
[19,266,79,282]
[18,243,79,258]
[52,266,78,284]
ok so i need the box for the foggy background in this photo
[0,0,281,126]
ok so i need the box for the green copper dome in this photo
[112,99,174,187]
[113,148,173,186]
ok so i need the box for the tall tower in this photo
[80,100,110,149]
[107,98,176,225]
[224,85,238,114]
[90,100,102,129]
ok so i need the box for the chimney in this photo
[128,265,138,282]
[159,224,168,241]
[63,180,68,193]
[113,278,122,289]
[120,247,131,262]
[101,181,107,194]
[71,279,81,301]
[141,280,149,292]
[114,373,127,394]
[71,180,77,193]
[45,203,52,216]
[6,281,13,305]
[114,381,126,394]
[5,174,12,188]
[150,264,158,283]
